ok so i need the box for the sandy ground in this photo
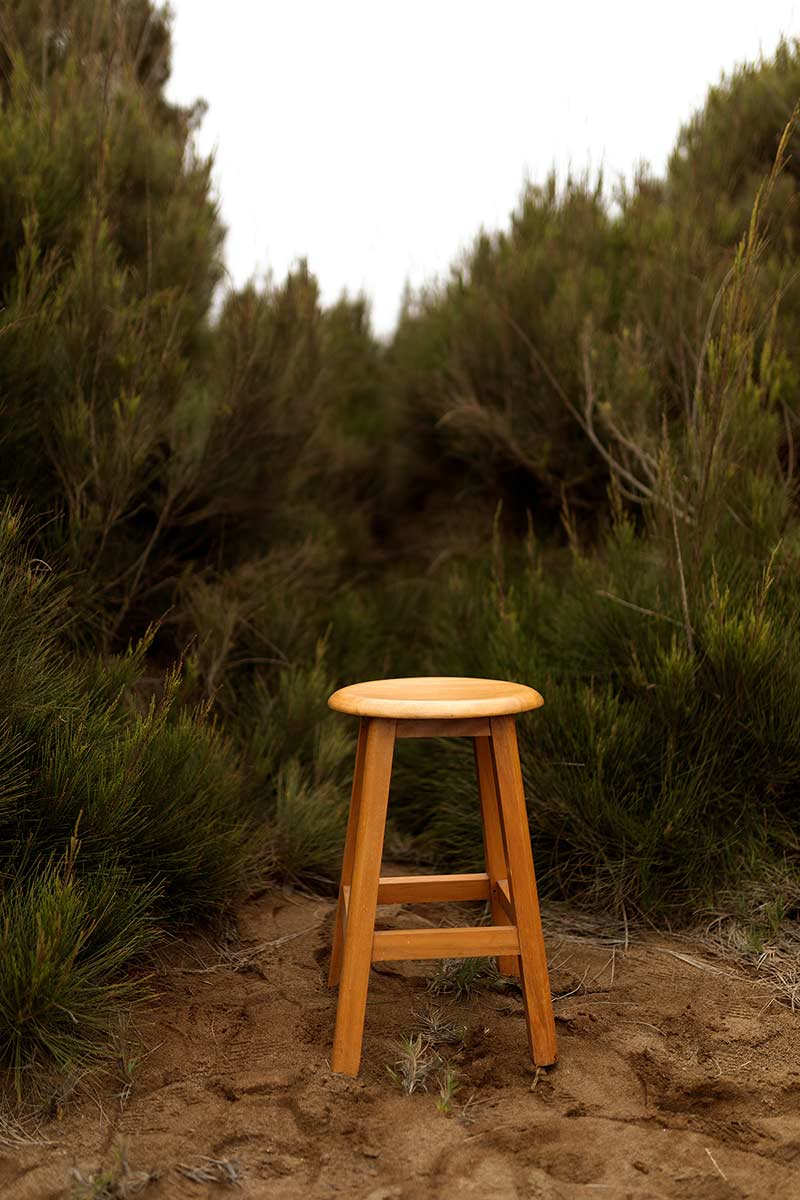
[3,877,800,1200]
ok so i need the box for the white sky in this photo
[165,1,800,336]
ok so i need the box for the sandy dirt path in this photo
[3,881,800,1199]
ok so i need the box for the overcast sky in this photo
[165,1,800,336]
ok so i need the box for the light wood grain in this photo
[327,681,555,1078]
[496,877,514,919]
[395,717,491,738]
[328,676,544,720]
[331,718,396,1076]
[327,719,368,987]
[376,873,491,904]
[490,716,558,1066]
[475,735,519,977]
[372,925,520,962]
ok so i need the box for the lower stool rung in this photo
[372,924,520,962]
[377,872,492,904]
[342,873,493,916]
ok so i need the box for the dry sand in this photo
[3,878,800,1199]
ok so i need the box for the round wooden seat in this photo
[328,676,544,720]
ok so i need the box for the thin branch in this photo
[596,406,661,487]
[596,590,682,627]
[667,465,694,656]
[782,400,796,490]
[692,262,735,427]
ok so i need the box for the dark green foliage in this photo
[0,853,157,1085]
[0,504,256,1080]
[668,37,800,251]
[0,3,384,659]
[386,123,800,918]
[386,176,621,536]
[383,43,800,549]
[397,527,800,919]
[429,956,512,999]
[0,0,223,642]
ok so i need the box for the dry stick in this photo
[552,969,590,1002]
[0,312,39,337]
[579,332,660,506]
[497,302,697,520]
[692,263,736,428]
[782,400,796,492]
[596,590,682,627]
[436,391,543,480]
[168,920,325,975]
[498,304,659,505]
[619,1020,665,1036]
[666,464,694,657]
[651,947,755,984]
[597,402,661,487]
[705,1148,728,1183]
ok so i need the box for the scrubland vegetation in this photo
[2,0,800,1094]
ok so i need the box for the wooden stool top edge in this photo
[328,676,543,720]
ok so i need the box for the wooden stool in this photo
[326,676,558,1076]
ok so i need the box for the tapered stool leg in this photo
[490,715,558,1066]
[474,736,519,977]
[328,719,369,987]
[331,717,396,1075]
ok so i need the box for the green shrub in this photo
[0,852,157,1088]
[0,5,384,658]
[386,175,620,537]
[0,504,258,1084]
[388,130,800,916]
[386,524,800,920]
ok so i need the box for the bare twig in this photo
[176,1157,243,1188]
[666,462,694,656]
[705,1147,728,1182]
[596,590,682,627]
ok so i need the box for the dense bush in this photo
[387,114,800,920]
[385,177,621,539]
[384,42,800,548]
[0,1,383,663]
[0,504,258,1082]
[0,0,371,1090]
[395,520,800,920]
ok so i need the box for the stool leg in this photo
[490,715,558,1066]
[474,736,519,977]
[328,718,369,988]
[331,717,396,1075]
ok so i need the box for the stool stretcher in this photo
[342,874,513,911]
[372,924,521,962]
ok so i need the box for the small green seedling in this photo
[429,956,516,999]
[385,1033,442,1094]
[435,1066,462,1115]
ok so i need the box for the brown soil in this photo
[3,880,800,1200]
